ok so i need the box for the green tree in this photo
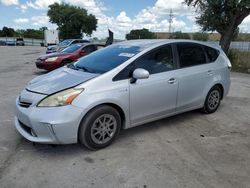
[192,32,208,41]
[184,0,250,54]
[1,27,15,37]
[39,27,48,32]
[169,31,191,39]
[23,29,43,39]
[47,3,97,39]
[126,28,156,40]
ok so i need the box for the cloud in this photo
[27,0,60,9]
[14,18,29,24]
[22,0,196,38]
[0,0,18,6]
[31,15,49,26]
[16,4,28,13]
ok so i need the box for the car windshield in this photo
[62,44,83,53]
[59,39,72,46]
[73,44,143,73]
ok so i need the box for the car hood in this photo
[38,52,71,59]
[26,67,99,95]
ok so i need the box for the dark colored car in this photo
[16,38,25,46]
[46,39,90,54]
[0,40,6,46]
[36,43,104,71]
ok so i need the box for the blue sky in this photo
[0,0,250,39]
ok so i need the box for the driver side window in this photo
[135,45,174,74]
[113,45,175,81]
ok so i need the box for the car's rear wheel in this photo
[78,105,121,150]
[201,86,222,114]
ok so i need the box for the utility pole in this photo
[168,9,174,34]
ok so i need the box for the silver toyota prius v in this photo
[15,40,231,150]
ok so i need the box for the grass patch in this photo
[228,49,250,73]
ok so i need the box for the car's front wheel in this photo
[78,105,121,150]
[201,85,222,114]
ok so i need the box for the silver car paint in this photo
[27,67,99,95]
[15,39,231,144]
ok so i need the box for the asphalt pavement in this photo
[0,46,250,188]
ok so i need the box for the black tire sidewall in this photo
[79,105,121,150]
[204,86,221,113]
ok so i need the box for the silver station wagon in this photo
[15,40,231,150]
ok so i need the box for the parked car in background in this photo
[6,41,15,46]
[36,43,104,71]
[16,38,25,46]
[0,40,6,46]
[46,39,90,54]
[15,40,231,150]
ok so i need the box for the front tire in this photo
[201,86,222,114]
[78,105,121,150]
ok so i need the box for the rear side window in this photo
[83,45,97,54]
[205,46,220,62]
[72,40,79,44]
[177,43,206,68]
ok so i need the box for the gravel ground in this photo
[0,46,250,188]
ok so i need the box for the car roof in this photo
[117,39,221,51]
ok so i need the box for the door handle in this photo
[207,70,213,75]
[168,78,177,84]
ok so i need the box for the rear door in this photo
[175,43,214,111]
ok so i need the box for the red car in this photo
[36,43,105,71]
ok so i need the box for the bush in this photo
[192,32,208,41]
[169,31,190,39]
[228,49,250,73]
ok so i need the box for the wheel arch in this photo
[212,83,224,100]
[79,102,127,131]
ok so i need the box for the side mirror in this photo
[131,68,149,83]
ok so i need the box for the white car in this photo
[15,39,231,150]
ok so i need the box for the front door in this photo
[129,45,178,125]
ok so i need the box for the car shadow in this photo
[33,70,49,75]
[27,110,201,155]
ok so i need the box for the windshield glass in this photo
[62,44,83,53]
[59,39,72,46]
[74,44,142,73]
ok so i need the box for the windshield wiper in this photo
[76,65,98,73]
[67,63,78,70]
[68,63,98,74]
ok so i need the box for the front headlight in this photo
[45,57,58,62]
[37,88,84,107]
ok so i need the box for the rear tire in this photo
[201,86,222,114]
[78,105,121,150]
